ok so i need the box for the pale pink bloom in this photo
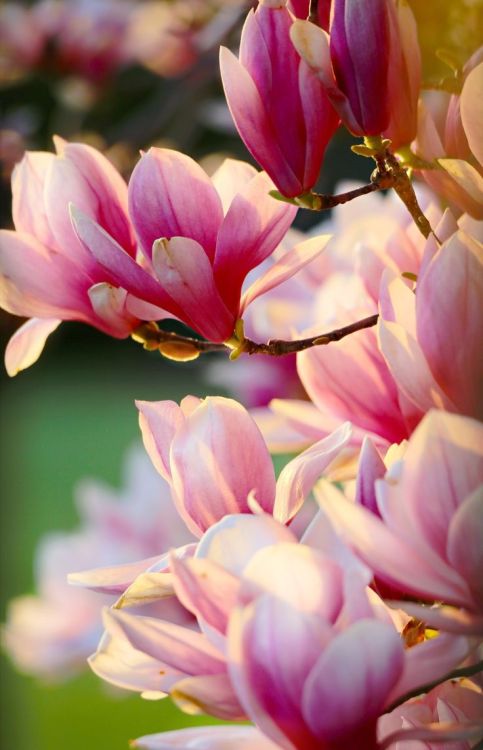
[92,513,470,746]
[320,410,483,633]
[378,679,483,750]
[291,0,421,144]
[378,227,483,421]
[415,54,483,219]
[136,395,352,537]
[133,725,281,749]
[0,138,147,375]
[220,0,339,197]
[2,448,194,680]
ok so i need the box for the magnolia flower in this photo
[220,0,339,197]
[290,0,421,144]
[378,227,483,422]
[2,448,194,680]
[136,395,352,536]
[416,56,483,219]
[0,138,144,375]
[72,151,329,343]
[91,513,471,748]
[378,679,483,750]
[320,410,483,634]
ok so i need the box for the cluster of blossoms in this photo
[1,0,483,749]
[0,0,247,84]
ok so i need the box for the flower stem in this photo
[132,314,379,362]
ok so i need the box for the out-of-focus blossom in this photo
[0,138,145,375]
[379,679,483,750]
[73,151,329,343]
[415,54,483,219]
[136,395,352,537]
[251,185,449,453]
[91,513,472,746]
[2,448,194,680]
[291,0,421,144]
[378,227,483,421]
[133,725,282,749]
[320,410,483,633]
[220,0,339,198]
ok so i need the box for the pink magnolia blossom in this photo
[378,227,483,421]
[320,410,483,633]
[291,0,421,144]
[2,448,193,680]
[0,138,146,375]
[379,679,483,750]
[90,513,471,748]
[220,0,339,198]
[71,151,331,343]
[136,395,352,537]
[415,54,483,219]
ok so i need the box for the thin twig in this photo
[132,314,379,362]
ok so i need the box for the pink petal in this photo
[68,555,163,594]
[52,138,136,255]
[196,514,297,576]
[170,397,276,537]
[446,486,483,607]
[377,318,454,416]
[136,399,185,482]
[220,45,302,199]
[152,237,234,342]
[416,230,483,418]
[108,608,225,675]
[211,158,259,215]
[397,411,483,563]
[387,633,471,707]
[298,327,408,444]
[240,234,331,313]
[240,543,344,622]
[170,673,244,721]
[228,596,330,750]
[355,437,386,516]
[214,170,297,315]
[302,620,404,741]
[11,151,57,247]
[88,283,138,337]
[321,490,472,606]
[133,726,281,750]
[0,229,92,318]
[170,555,240,634]
[380,722,483,750]
[460,62,483,167]
[128,148,223,261]
[274,421,352,523]
[70,207,181,316]
[387,601,483,635]
[5,317,61,376]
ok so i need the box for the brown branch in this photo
[132,315,379,362]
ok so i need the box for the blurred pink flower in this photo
[220,0,339,197]
[415,54,483,219]
[2,447,194,680]
[379,679,483,750]
[0,138,146,375]
[320,410,483,634]
[72,152,329,343]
